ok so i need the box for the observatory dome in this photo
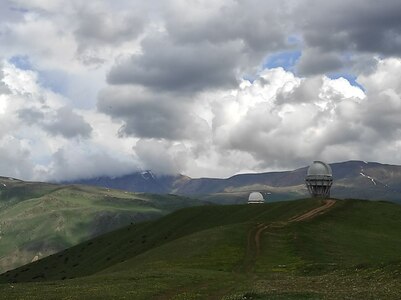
[307,161,332,177]
[305,161,333,198]
[248,192,264,204]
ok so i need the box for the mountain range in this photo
[70,160,401,203]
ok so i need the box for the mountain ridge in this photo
[67,160,401,203]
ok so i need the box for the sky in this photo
[1,0,401,181]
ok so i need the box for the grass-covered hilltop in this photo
[0,176,202,274]
[2,198,401,299]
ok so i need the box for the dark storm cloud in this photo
[296,0,401,72]
[115,101,197,140]
[97,86,208,140]
[105,0,401,95]
[296,49,344,76]
[43,107,92,138]
[163,0,291,53]
[107,34,241,92]
[107,0,295,93]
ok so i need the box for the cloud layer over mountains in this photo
[1,0,401,180]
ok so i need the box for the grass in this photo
[0,177,203,273]
[2,198,401,299]
[290,200,401,272]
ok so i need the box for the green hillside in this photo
[1,199,401,299]
[0,177,202,274]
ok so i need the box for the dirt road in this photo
[243,199,336,272]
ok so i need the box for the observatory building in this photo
[305,161,333,198]
[248,192,265,204]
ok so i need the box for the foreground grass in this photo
[2,199,401,299]
[2,266,401,299]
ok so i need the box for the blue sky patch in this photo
[242,74,257,83]
[263,50,301,71]
[9,55,32,70]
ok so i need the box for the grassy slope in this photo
[0,177,202,273]
[2,199,401,299]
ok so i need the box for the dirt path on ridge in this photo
[254,224,269,256]
[157,200,338,299]
[243,199,336,272]
[288,199,336,223]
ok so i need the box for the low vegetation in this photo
[1,198,401,298]
[0,177,202,273]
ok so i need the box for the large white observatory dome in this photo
[248,192,264,204]
[305,161,333,198]
[307,161,332,177]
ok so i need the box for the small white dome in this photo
[248,192,264,203]
[307,161,332,177]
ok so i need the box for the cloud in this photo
[206,60,401,172]
[357,58,401,139]
[98,85,209,140]
[2,62,92,139]
[101,65,374,174]
[163,0,291,54]
[46,145,138,182]
[210,68,368,170]
[276,76,322,104]
[72,2,147,66]
[42,106,92,138]
[0,137,35,180]
[17,106,92,139]
[106,0,296,93]
[296,48,344,76]
[0,63,11,96]
[74,6,144,48]
[134,139,188,175]
[100,58,401,176]
[2,1,401,181]
[0,61,137,180]
[17,107,44,124]
[107,33,241,92]
[298,0,401,65]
